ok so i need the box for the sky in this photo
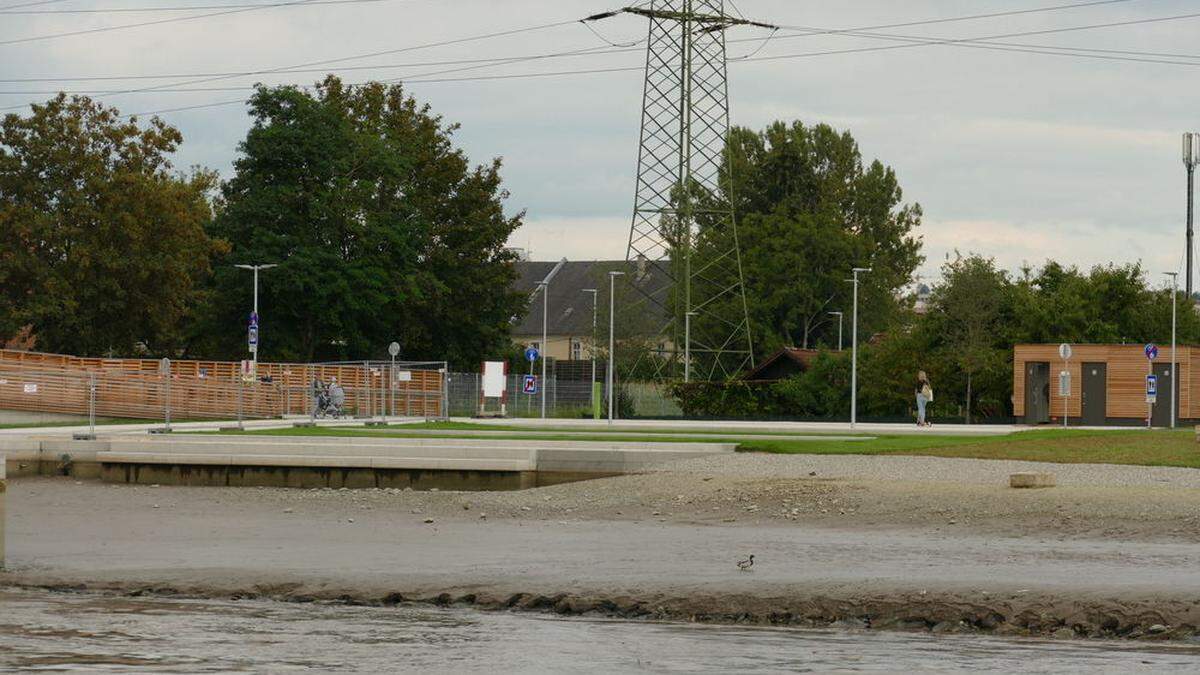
[2,0,1198,288]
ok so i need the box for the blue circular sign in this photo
[1145,344,1158,360]
[525,347,539,362]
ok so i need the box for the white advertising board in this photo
[482,361,507,398]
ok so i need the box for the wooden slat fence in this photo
[0,350,445,421]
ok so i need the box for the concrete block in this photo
[1010,472,1056,488]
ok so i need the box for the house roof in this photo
[512,260,671,337]
[743,347,821,381]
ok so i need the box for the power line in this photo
[754,10,1200,64]
[0,0,1153,84]
[0,0,384,13]
[0,0,385,48]
[0,0,67,10]
[0,17,586,110]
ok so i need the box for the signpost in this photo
[1059,343,1072,428]
[388,341,400,418]
[525,346,539,415]
[1145,344,1158,428]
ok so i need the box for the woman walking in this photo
[915,371,933,427]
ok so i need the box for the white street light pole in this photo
[607,271,625,424]
[234,263,278,373]
[538,281,549,419]
[582,288,598,412]
[684,311,697,382]
[827,311,844,351]
[1166,271,1179,429]
[849,268,871,429]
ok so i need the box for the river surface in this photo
[2,588,1200,673]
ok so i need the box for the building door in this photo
[1024,362,1050,424]
[1151,362,1177,428]
[1080,363,1106,426]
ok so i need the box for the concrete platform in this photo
[4,434,734,490]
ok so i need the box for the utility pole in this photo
[583,288,598,413]
[849,268,871,428]
[1166,271,1179,428]
[587,2,774,380]
[1184,133,1198,298]
[827,311,844,351]
[234,263,278,374]
[608,271,625,424]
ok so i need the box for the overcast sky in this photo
[2,0,1198,286]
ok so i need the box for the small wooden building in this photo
[1013,344,1195,426]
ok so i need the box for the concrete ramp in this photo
[7,434,734,490]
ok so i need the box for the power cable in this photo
[0,0,67,10]
[0,17,587,110]
[0,0,384,13]
[751,10,1200,64]
[0,0,1153,84]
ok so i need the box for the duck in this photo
[737,554,754,571]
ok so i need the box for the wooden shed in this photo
[1013,344,1195,426]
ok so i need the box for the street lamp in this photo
[1165,271,1179,428]
[684,311,698,382]
[827,311,844,351]
[849,268,871,429]
[1185,133,1199,298]
[537,281,549,419]
[607,271,625,424]
[233,263,278,373]
[582,288,598,414]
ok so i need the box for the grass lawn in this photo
[216,423,1200,470]
[742,428,1200,469]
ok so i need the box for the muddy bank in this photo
[5,577,1199,643]
[4,464,1200,643]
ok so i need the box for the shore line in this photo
[4,577,1198,644]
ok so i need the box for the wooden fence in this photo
[0,350,445,421]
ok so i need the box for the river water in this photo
[2,588,1199,673]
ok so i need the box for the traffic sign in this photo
[1058,343,1072,360]
[525,346,540,363]
[248,325,258,347]
[1145,343,1159,360]
[523,375,539,395]
[388,341,401,357]
[1147,374,1158,403]
[249,311,259,328]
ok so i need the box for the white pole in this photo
[850,268,871,429]
[540,282,548,419]
[252,266,259,373]
[583,289,598,411]
[684,312,694,383]
[608,271,624,424]
[1167,271,1179,428]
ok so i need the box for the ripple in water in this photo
[1,588,1199,672]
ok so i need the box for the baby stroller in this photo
[313,381,345,419]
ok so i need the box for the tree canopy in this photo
[722,121,924,355]
[0,94,222,356]
[197,76,525,367]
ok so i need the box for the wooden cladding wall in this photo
[0,349,445,420]
[1013,344,1194,421]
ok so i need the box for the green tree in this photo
[199,77,524,367]
[712,121,923,356]
[0,94,222,355]
[926,254,1011,423]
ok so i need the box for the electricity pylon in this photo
[588,2,772,380]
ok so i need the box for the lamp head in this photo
[609,271,625,277]
[1186,133,1198,168]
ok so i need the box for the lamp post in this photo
[1185,134,1199,298]
[827,311,844,351]
[537,281,549,419]
[1166,271,1179,429]
[233,263,278,373]
[684,311,698,382]
[849,268,871,429]
[582,288,598,411]
[607,271,625,424]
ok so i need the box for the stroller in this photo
[313,380,346,419]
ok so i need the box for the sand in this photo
[3,452,1200,641]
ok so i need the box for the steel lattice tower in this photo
[592,2,771,380]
